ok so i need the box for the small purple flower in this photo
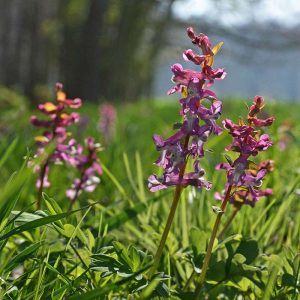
[66,137,102,201]
[149,160,211,192]
[36,165,50,189]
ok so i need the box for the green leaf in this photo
[232,253,247,264]
[207,260,227,282]
[123,152,140,198]
[0,171,28,227]
[262,254,284,268]
[112,241,132,268]
[0,137,18,170]
[68,264,151,300]
[190,227,208,255]
[155,281,169,297]
[281,273,295,287]
[236,239,259,264]
[44,193,64,227]
[128,245,141,272]
[5,241,42,272]
[101,162,128,199]
[135,151,146,202]
[106,191,170,231]
[0,205,91,242]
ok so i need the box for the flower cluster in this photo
[98,103,117,145]
[66,137,102,201]
[30,83,102,206]
[30,83,82,189]
[148,28,226,192]
[215,96,275,207]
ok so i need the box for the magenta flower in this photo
[66,137,102,201]
[215,160,274,207]
[98,103,117,145]
[215,96,275,207]
[31,83,81,148]
[149,28,226,193]
[168,27,226,96]
[30,83,82,208]
[149,160,212,192]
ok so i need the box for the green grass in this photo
[0,97,299,299]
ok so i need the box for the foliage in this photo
[0,87,28,137]
[0,98,299,299]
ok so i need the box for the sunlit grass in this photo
[0,98,299,299]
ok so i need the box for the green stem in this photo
[217,205,240,240]
[184,189,240,292]
[37,159,50,210]
[183,270,196,291]
[148,136,189,277]
[194,184,233,298]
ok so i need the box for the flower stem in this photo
[149,136,189,277]
[194,184,233,298]
[37,160,49,210]
[68,171,85,213]
[184,187,239,292]
[183,270,196,291]
[217,205,240,239]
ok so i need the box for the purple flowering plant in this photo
[215,96,274,208]
[30,83,102,209]
[147,27,275,296]
[66,137,102,205]
[148,27,226,276]
[194,96,275,297]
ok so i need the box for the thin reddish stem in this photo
[37,159,49,210]
[217,205,241,239]
[194,184,233,298]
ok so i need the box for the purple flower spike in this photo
[215,96,275,207]
[149,28,226,193]
[29,83,83,208]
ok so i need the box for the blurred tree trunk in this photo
[100,0,156,100]
[142,0,176,97]
[0,0,176,102]
[0,0,60,102]
[98,0,176,101]
[0,0,27,88]
[59,0,109,100]
[76,0,109,100]
[78,0,108,100]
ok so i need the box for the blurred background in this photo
[1,0,300,104]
